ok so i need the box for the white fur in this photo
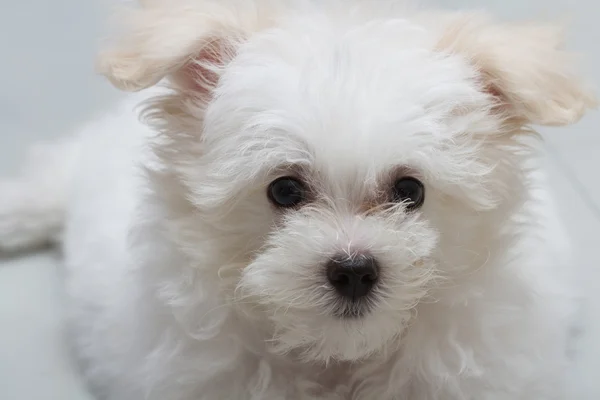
[0,1,596,399]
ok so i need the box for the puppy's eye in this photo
[268,177,306,208]
[392,177,425,210]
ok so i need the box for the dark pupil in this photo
[271,179,304,207]
[393,178,424,209]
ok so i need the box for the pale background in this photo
[0,0,598,399]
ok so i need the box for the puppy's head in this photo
[99,1,595,363]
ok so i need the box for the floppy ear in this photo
[96,1,275,94]
[438,13,597,126]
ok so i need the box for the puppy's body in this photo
[0,1,595,399]
[58,91,573,400]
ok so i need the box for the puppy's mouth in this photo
[331,295,377,319]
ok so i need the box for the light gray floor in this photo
[0,1,599,399]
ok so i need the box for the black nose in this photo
[326,255,379,300]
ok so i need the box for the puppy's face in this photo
[194,21,517,362]
[99,1,595,363]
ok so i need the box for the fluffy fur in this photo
[0,1,596,399]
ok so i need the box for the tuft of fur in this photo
[0,1,595,399]
[0,139,79,252]
[433,12,597,126]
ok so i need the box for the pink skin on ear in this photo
[174,38,238,99]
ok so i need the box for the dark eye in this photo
[392,177,425,210]
[268,177,306,208]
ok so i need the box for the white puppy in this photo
[0,1,596,399]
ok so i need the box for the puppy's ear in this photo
[96,1,274,95]
[438,13,597,126]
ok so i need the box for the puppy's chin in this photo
[265,307,407,363]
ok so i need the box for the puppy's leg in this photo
[0,138,79,252]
